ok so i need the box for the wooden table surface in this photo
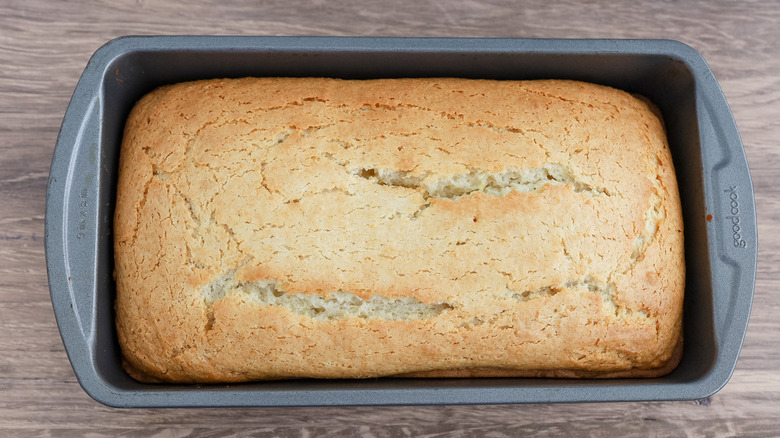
[2,0,778,436]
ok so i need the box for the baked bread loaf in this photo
[114,78,684,382]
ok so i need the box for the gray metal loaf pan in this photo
[45,36,756,407]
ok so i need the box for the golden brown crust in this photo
[397,336,683,378]
[114,78,685,383]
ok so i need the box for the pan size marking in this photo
[724,185,747,248]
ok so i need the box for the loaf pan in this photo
[45,36,756,407]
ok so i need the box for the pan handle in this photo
[695,54,756,370]
[45,60,105,385]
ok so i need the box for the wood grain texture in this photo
[1,0,779,436]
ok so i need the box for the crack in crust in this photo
[511,276,650,319]
[351,163,609,201]
[625,154,665,272]
[202,271,453,325]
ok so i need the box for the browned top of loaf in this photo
[114,78,684,382]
